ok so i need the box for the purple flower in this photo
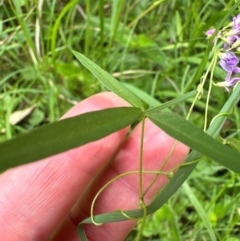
[223,14,240,49]
[232,14,240,32]
[216,77,240,92]
[206,29,215,38]
[227,77,240,86]
[218,52,240,91]
[223,35,240,49]
[219,52,240,73]
[225,76,240,92]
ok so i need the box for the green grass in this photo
[1,0,240,240]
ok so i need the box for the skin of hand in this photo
[0,92,189,241]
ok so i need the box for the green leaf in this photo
[72,51,146,110]
[0,107,142,171]
[147,111,240,173]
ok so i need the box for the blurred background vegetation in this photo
[1,0,240,240]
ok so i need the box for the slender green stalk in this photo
[143,140,178,197]
[99,0,104,65]
[186,41,218,122]
[119,19,138,82]
[135,117,147,241]
[128,0,165,28]
[51,0,77,59]
[103,0,125,68]
[203,48,218,131]
[138,117,146,199]
[45,0,56,54]
[35,0,43,58]
[84,0,91,57]
[9,0,38,64]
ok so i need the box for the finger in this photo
[51,119,189,241]
[0,92,130,241]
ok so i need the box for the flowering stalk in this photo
[191,13,240,130]
[206,13,240,91]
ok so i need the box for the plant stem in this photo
[135,117,146,241]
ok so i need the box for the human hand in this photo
[0,92,189,241]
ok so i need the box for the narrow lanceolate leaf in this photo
[0,107,142,171]
[148,111,240,173]
[72,51,146,110]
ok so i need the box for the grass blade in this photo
[51,0,78,59]
[183,182,216,241]
[10,0,38,63]
[147,90,196,112]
